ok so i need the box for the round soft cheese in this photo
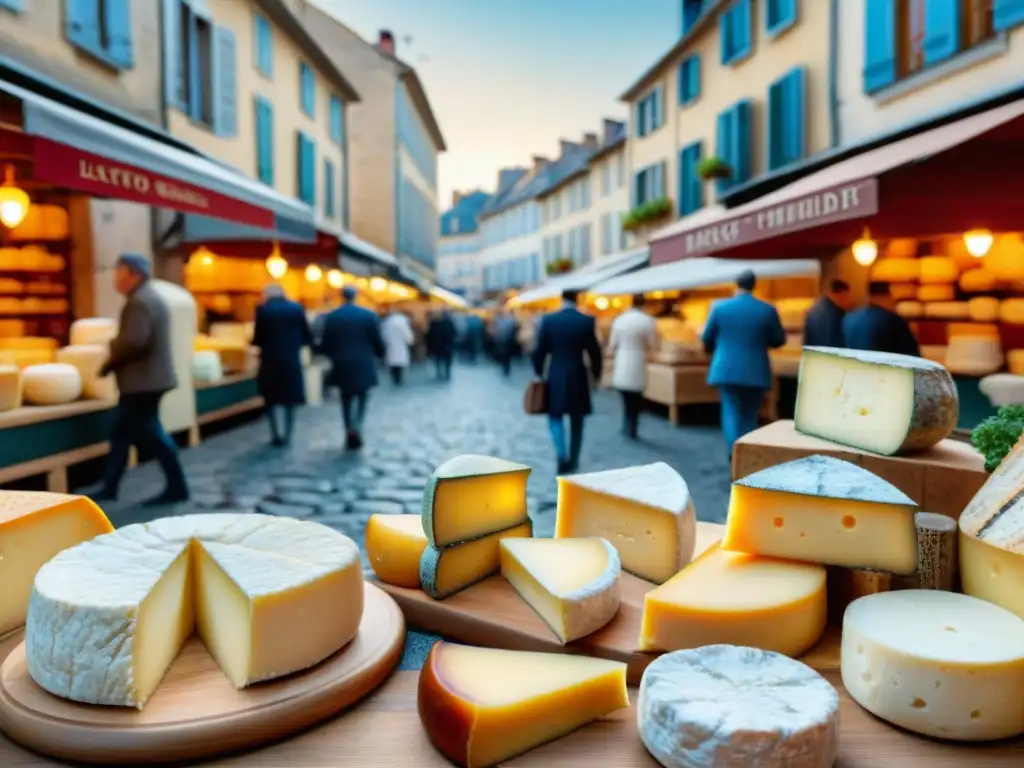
[637,645,839,768]
[842,590,1024,741]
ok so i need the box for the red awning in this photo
[650,99,1024,265]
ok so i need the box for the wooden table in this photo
[644,363,778,425]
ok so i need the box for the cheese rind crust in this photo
[419,521,532,599]
[365,514,427,588]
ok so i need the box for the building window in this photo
[329,95,344,146]
[299,62,315,117]
[601,163,611,196]
[65,0,133,69]
[720,0,753,65]
[254,13,272,76]
[616,153,626,188]
[600,213,613,255]
[618,214,628,250]
[297,132,316,205]
[633,162,666,206]
[678,55,701,105]
[254,96,274,185]
[678,141,704,216]
[715,101,752,194]
[324,159,336,218]
[766,0,798,37]
[767,66,806,170]
[567,184,579,213]
[580,177,591,209]
[634,86,664,138]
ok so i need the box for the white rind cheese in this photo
[26,513,363,709]
[795,346,958,455]
[842,590,1024,741]
[637,645,839,768]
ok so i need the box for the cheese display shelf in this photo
[643,363,779,425]
[195,372,263,427]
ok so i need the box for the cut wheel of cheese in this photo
[422,455,531,548]
[918,255,959,283]
[21,362,82,405]
[55,344,116,401]
[959,268,998,293]
[1001,298,1024,325]
[69,318,118,347]
[724,455,918,574]
[499,537,620,643]
[870,259,919,282]
[365,514,427,588]
[418,641,629,768]
[923,301,970,319]
[554,462,696,584]
[638,646,840,768]
[0,491,113,636]
[0,364,22,411]
[639,542,827,655]
[968,296,1001,322]
[945,334,1003,376]
[917,283,956,302]
[895,300,922,318]
[795,346,958,455]
[889,283,919,300]
[420,521,532,599]
[25,513,363,709]
[842,590,1024,741]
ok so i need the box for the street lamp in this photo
[0,165,30,229]
[963,229,994,258]
[305,264,323,283]
[851,228,878,267]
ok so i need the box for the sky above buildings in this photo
[316,0,678,210]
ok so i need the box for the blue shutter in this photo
[923,0,960,65]
[863,0,897,92]
[162,0,183,108]
[719,12,731,64]
[634,102,643,137]
[324,160,335,217]
[767,0,798,36]
[690,144,704,213]
[993,0,1024,30]
[787,67,806,164]
[255,98,274,185]
[689,56,701,101]
[715,110,733,196]
[188,14,202,121]
[105,0,133,67]
[306,138,317,206]
[330,96,344,145]
[735,0,752,58]
[766,79,784,170]
[213,27,238,137]
[300,63,315,116]
[65,0,99,50]
[732,100,752,184]
[255,16,273,76]
[0,1,24,12]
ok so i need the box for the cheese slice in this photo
[723,455,918,574]
[638,646,840,768]
[422,455,531,548]
[795,346,959,455]
[366,514,427,588]
[842,590,1024,741]
[0,492,113,636]
[554,462,696,584]
[418,641,629,768]
[25,513,363,709]
[639,542,826,655]
[420,521,532,599]
[499,537,620,643]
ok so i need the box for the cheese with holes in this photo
[418,641,629,768]
[499,537,620,643]
[723,455,918,574]
[420,521,532,599]
[0,364,21,411]
[639,542,826,655]
[960,268,998,293]
[26,513,363,709]
[945,334,1003,376]
[919,256,959,283]
[923,301,970,319]
[842,590,1024,741]
[554,462,695,584]
[638,645,840,768]
[421,455,531,548]
[1001,298,1024,325]
[69,318,118,347]
[917,283,956,302]
[366,514,427,588]
[968,296,1001,322]
[0,492,113,636]
[895,301,922,318]
[959,440,1024,619]
[870,258,919,282]
[21,362,82,405]
[795,346,959,455]
[56,345,116,401]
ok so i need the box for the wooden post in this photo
[914,512,958,591]
[827,566,893,624]
[45,467,68,494]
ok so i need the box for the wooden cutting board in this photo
[374,521,840,684]
[0,582,405,765]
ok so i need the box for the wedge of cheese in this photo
[422,455,531,548]
[842,590,1024,741]
[554,462,696,584]
[0,492,113,636]
[499,537,620,643]
[795,346,958,455]
[639,542,827,655]
[420,521,532,599]
[366,514,427,588]
[26,513,363,709]
[723,455,918,574]
[418,641,629,768]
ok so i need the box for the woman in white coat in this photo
[381,309,414,386]
[607,294,658,439]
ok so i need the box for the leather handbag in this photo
[523,379,547,415]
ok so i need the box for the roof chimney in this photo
[531,155,550,173]
[377,30,395,56]
[602,118,625,145]
[582,132,599,149]
[497,167,527,191]
[558,139,580,158]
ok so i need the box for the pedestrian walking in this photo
[843,281,920,357]
[804,279,851,348]
[319,285,386,450]
[426,308,457,380]
[381,308,414,385]
[701,270,786,460]
[92,253,189,505]
[464,313,484,362]
[252,283,312,447]
[493,310,519,377]
[532,289,603,475]
[608,294,658,440]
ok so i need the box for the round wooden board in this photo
[0,582,405,765]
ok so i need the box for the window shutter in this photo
[787,67,806,164]
[736,0,752,57]
[65,0,100,50]
[633,102,644,138]
[690,144,704,213]
[105,0,133,67]
[689,56,701,100]
[923,0,960,65]
[732,101,752,184]
[212,27,237,136]
[863,0,897,92]
[255,99,274,185]
[993,0,1024,31]
[715,109,733,189]
[306,138,317,206]
[766,79,783,170]
[161,0,183,107]
[719,12,731,64]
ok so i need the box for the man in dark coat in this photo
[532,289,603,475]
[252,284,312,447]
[843,281,920,357]
[493,310,519,377]
[318,285,385,450]
[425,309,457,381]
[803,279,851,348]
[94,253,188,505]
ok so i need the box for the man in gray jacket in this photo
[93,254,189,505]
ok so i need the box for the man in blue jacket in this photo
[701,270,786,459]
[843,281,920,357]
[803,279,851,348]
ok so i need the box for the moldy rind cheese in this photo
[365,514,428,588]
[420,521,532,599]
[795,346,958,455]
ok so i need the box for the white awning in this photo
[431,286,469,308]
[510,247,649,306]
[339,231,398,268]
[589,257,821,296]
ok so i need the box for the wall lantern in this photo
[326,269,343,288]
[369,276,388,293]
[594,296,610,310]
[305,264,323,283]
[851,228,878,267]
[963,229,994,258]
[0,165,30,229]
[265,243,288,279]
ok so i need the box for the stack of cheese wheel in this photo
[55,345,116,400]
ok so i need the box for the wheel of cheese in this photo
[1008,350,1024,376]
[192,349,224,383]
[638,645,839,768]
[987,234,1024,281]
[871,259,919,282]
[918,256,960,284]
[920,345,947,366]
[889,283,919,300]
[959,267,998,293]
[55,345,116,401]
[923,301,970,320]
[885,238,918,259]
[895,301,922,318]
[21,363,82,405]
[0,364,22,411]
[916,284,955,302]
[1000,298,1024,325]
[945,334,1003,376]
[69,318,118,347]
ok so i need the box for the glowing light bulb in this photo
[305,264,323,282]
[266,254,288,279]
[369,277,388,292]
[963,229,994,258]
[327,269,343,288]
[0,165,30,229]
[851,229,878,267]
[594,297,610,310]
